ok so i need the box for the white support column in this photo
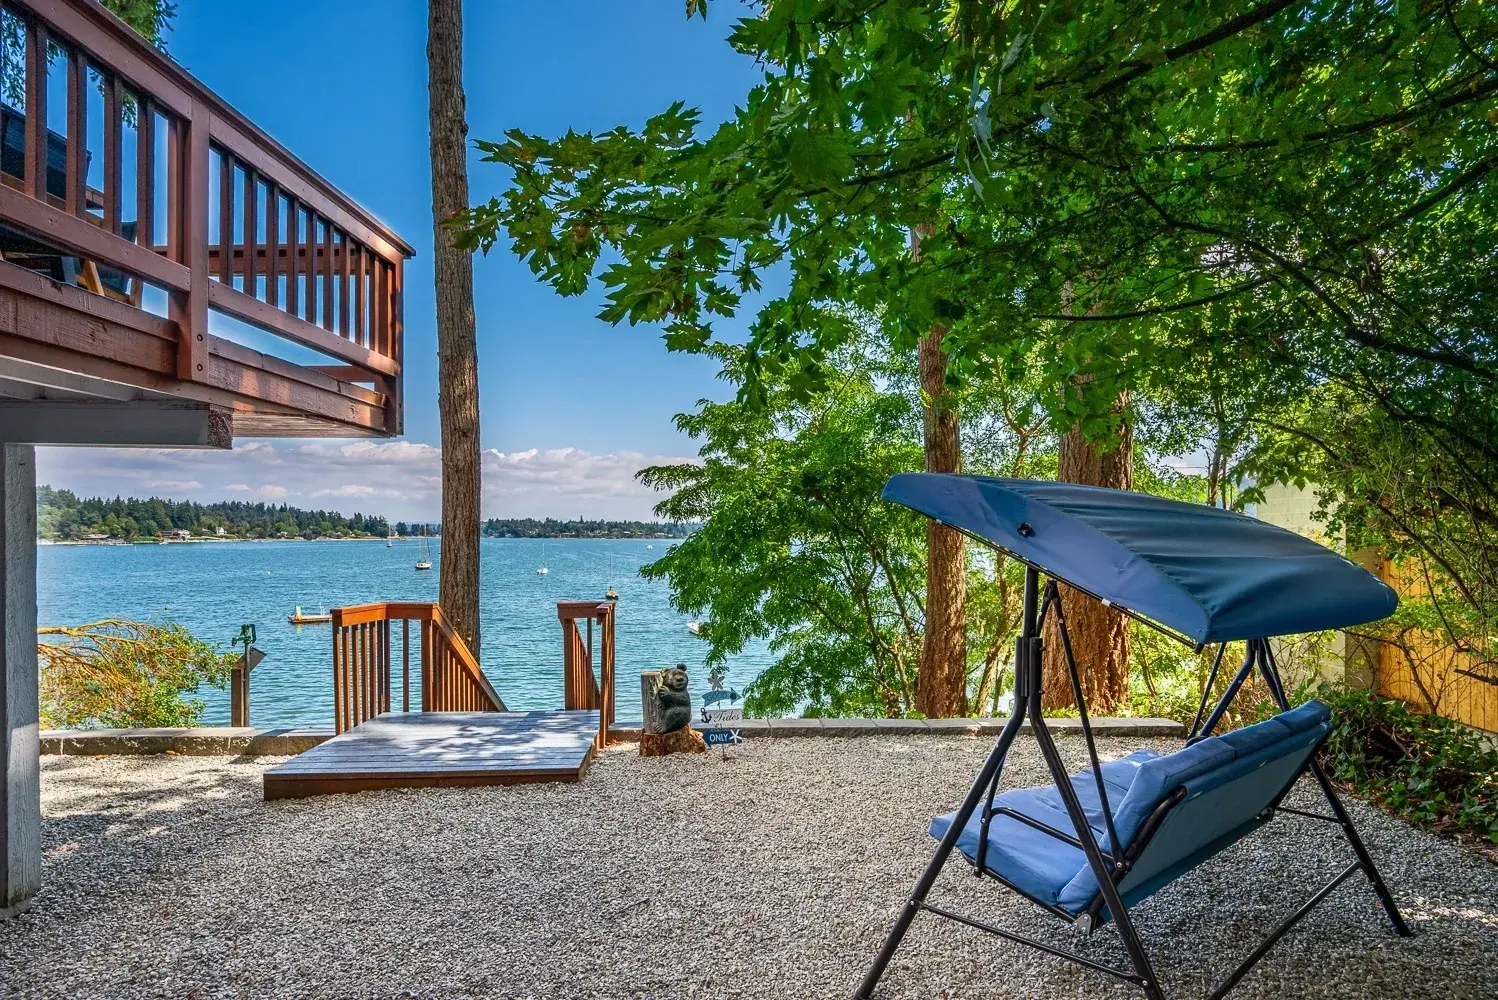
[0,443,38,918]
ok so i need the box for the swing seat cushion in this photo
[928,700,1333,915]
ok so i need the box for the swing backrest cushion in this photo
[930,700,1333,916]
[1059,699,1332,913]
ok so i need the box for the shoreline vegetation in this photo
[36,485,695,543]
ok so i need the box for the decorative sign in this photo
[703,688,741,707]
[699,686,743,754]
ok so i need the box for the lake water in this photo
[37,538,772,729]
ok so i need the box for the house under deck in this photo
[0,0,414,917]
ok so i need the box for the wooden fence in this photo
[1371,559,1498,732]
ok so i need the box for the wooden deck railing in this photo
[0,0,412,436]
[330,602,505,734]
[558,600,616,748]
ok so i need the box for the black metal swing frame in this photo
[853,565,1412,1000]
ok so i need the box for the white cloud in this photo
[36,439,698,521]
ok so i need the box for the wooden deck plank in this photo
[262,710,598,800]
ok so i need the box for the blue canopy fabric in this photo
[882,474,1396,643]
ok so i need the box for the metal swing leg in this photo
[852,573,1038,1000]
[1026,595,1165,1000]
[855,569,1166,1000]
[1028,715,1167,999]
[1254,643,1412,938]
[852,684,1027,999]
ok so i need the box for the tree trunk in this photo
[1042,390,1133,713]
[427,0,482,651]
[915,325,968,718]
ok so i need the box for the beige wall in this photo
[1253,482,1360,689]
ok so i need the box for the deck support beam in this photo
[0,401,232,448]
[0,443,39,918]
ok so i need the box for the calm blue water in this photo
[37,538,771,728]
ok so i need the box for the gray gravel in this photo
[4,735,1496,999]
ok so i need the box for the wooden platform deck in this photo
[262,710,599,800]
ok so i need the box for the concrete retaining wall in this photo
[41,727,332,756]
[612,715,1185,741]
[41,716,1185,756]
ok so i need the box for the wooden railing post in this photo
[597,602,615,748]
[402,618,410,713]
[24,17,47,202]
[331,608,345,734]
[558,600,617,747]
[171,109,210,381]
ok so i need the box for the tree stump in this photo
[639,668,705,757]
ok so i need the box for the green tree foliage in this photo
[466,0,1498,661]
[38,618,233,729]
[102,0,175,46]
[639,344,929,717]
[36,486,389,541]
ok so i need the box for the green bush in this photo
[38,619,235,729]
[1317,688,1498,845]
[1118,633,1497,847]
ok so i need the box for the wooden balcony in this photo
[0,0,413,438]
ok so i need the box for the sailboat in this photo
[415,526,432,571]
[386,535,393,548]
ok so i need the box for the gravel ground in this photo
[4,735,1496,1000]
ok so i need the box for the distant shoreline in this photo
[39,535,680,546]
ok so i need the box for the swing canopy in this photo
[882,474,1397,645]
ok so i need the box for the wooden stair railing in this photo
[331,602,505,734]
[558,600,616,748]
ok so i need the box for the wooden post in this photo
[229,646,265,727]
[1,444,40,918]
[171,111,210,381]
[641,670,666,733]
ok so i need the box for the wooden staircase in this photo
[260,601,614,800]
[330,602,504,734]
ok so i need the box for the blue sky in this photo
[39,1,765,520]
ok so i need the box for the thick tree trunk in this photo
[1042,390,1133,713]
[428,0,481,650]
[915,325,968,718]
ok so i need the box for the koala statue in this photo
[656,664,693,733]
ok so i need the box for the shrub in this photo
[1317,688,1498,846]
[39,619,236,729]
[1119,633,1498,848]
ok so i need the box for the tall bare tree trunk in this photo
[428,0,481,650]
[1042,389,1132,713]
[915,325,968,717]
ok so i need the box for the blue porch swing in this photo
[855,475,1412,1000]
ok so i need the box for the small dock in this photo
[263,710,599,800]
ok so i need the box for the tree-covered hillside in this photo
[478,517,692,539]
[36,486,390,541]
